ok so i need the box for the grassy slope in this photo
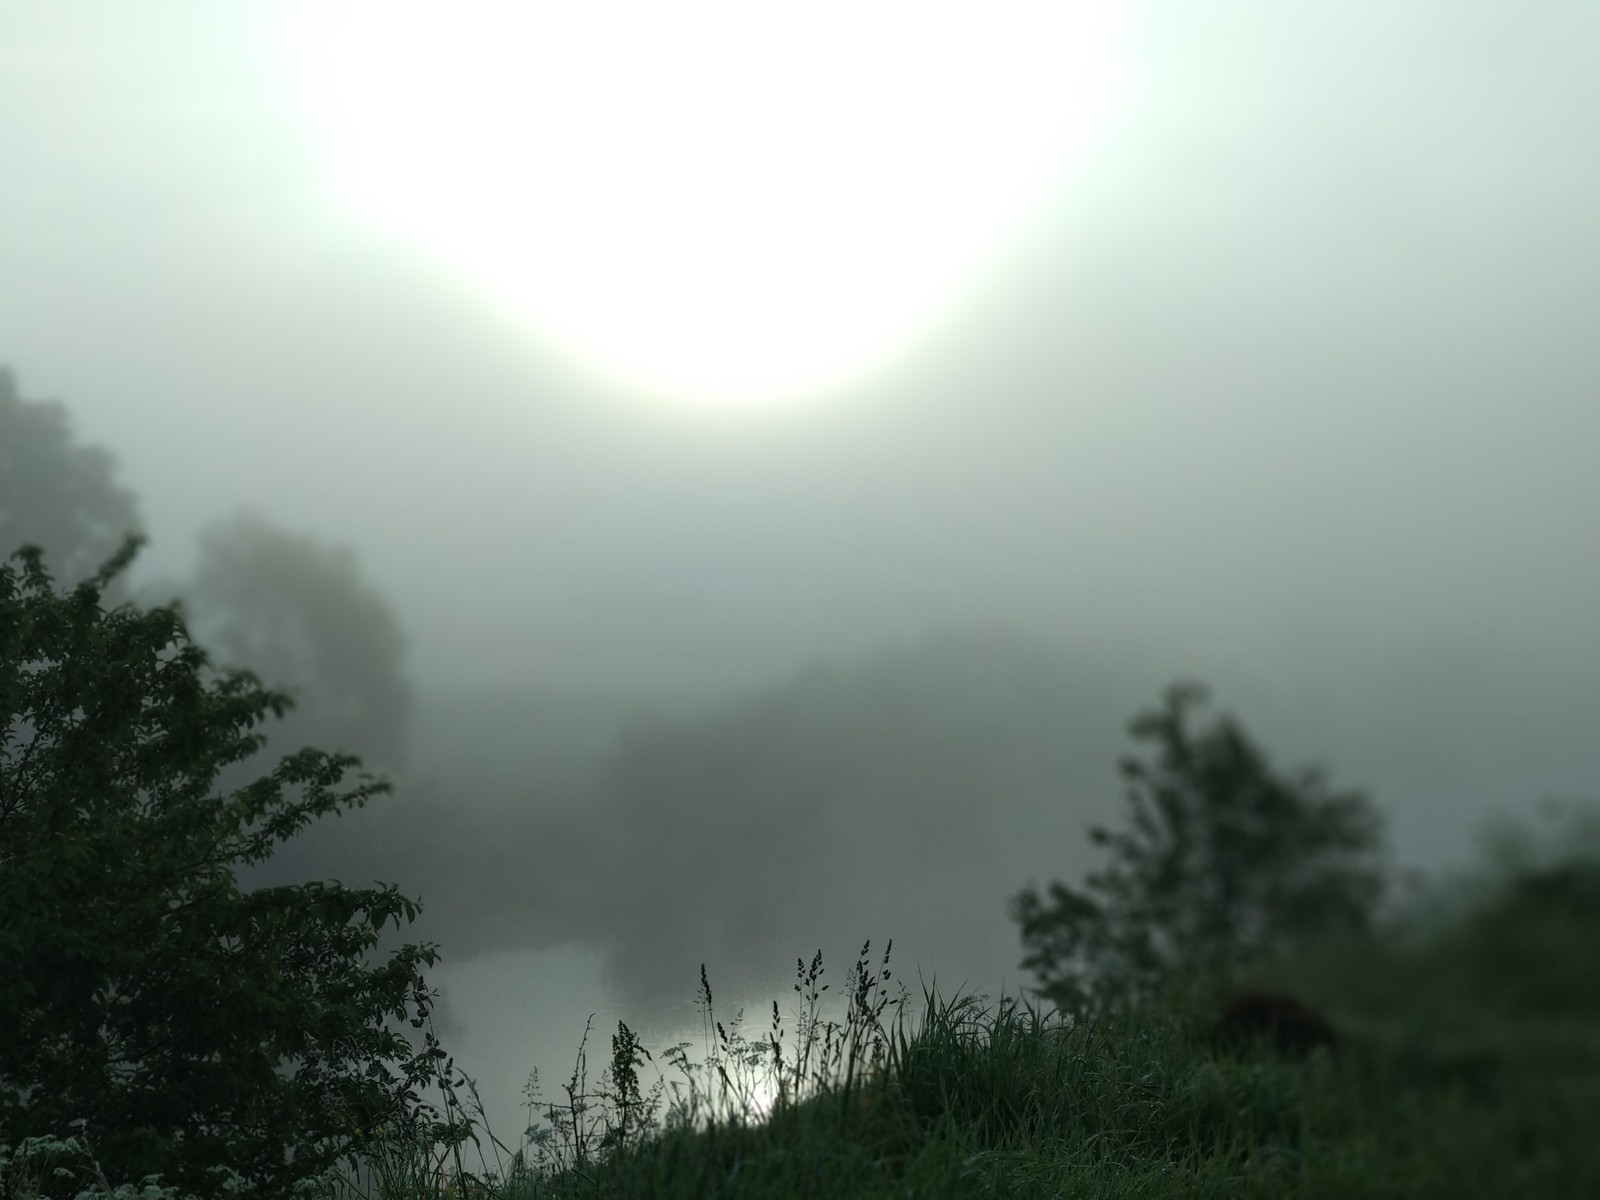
[322,867,1600,1200]
[10,868,1595,1198]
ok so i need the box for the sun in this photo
[280,1,1125,410]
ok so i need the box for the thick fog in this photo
[4,0,1597,1143]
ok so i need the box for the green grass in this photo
[9,875,1598,1199]
[335,861,1600,1200]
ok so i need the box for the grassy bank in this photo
[9,870,1597,1199]
[337,855,1600,1200]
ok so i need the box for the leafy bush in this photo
[1011,681,1386,1015]
[0,538,447,1198]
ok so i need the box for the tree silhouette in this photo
[1011,681,1386,1016]
[0,367,144,601]
[0,537,444,1197]
[184,507,413,774]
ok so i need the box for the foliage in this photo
[309,922,1600,1198]
[0,370,409,777]
[0,368,144,603]
[0,537,449,1198]
[1011,681,1386,1016]
[1340,801,1600,1026]
[18,880,1585,1198]
[185,508,413,774]
[523,941,904,1179]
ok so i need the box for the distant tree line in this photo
[0,366,413,777]
[0,363,1393,1195]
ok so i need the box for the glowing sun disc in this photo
[282,1,1125,406]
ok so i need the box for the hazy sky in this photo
[3,0,1597,699]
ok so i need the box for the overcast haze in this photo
[5,0,1599,1142]
[7,2,1599,686]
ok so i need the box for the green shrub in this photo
[1012,681,1386,1015]
[0,538,448,1198]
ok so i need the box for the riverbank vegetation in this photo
[4,536,1597,1198]
[9,871,1598,1199]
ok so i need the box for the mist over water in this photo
[349,627,1597,1143]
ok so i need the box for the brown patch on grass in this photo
[1212,988,1339,1058]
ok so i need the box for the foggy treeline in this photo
[5,366,1598,1034]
